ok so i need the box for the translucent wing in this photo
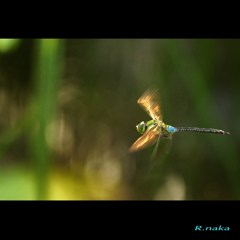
[137,88,162,120]
[129,126,161,152]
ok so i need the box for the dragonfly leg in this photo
[150,134,161,161]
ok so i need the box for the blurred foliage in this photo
[0,39,239,200]
[0,39,21,53]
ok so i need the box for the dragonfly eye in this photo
[136,121,146,135]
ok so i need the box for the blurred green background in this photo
[0,39,238,200]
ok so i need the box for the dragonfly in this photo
[129,88,230,154]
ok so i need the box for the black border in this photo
[0,201,239,239]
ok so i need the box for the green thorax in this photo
[146,119,169,133]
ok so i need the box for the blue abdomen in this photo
[167,125,177,133]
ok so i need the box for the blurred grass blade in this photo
[31,39,64,200]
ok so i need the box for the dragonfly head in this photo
[136,121,146,135]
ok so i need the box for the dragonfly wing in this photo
[129,126,161,152]
[137,88,162,120]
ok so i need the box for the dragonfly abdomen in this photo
[166,125,177,133]
[176,127,230,135]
